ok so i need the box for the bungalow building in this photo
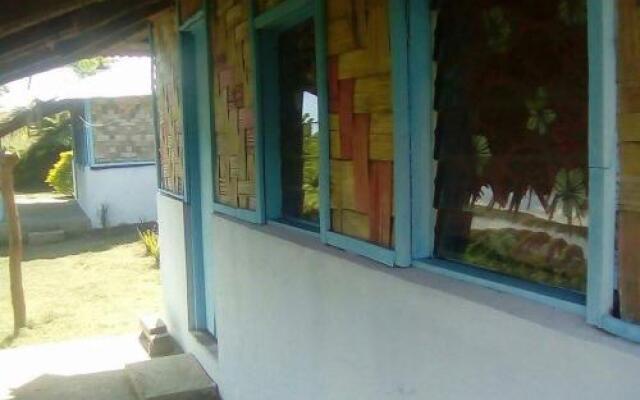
[74,95,158,228]
[0,0,639,399]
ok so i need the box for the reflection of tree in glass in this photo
[302,112,319,218]
[433,0,589,291]
[548,168,587,227]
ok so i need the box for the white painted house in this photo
[73,95,157,228]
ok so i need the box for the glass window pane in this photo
[432,0,589,293]
[278,20,320,226]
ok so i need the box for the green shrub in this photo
[138,228,160,268]
[8,112,73,193]
[45,151,74,195]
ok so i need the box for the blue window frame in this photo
[179,5,217,337]
[249,0,412,266]
[162,0,640,344]
[406,0,640,343]
[255,10,319,232]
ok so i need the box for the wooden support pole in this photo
[0,152,25,334]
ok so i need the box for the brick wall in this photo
[89,96,156,164]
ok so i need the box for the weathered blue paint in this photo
[601,315,640,345]
[408,0,434,260]
[258,30,283,220]
[389,0,412,267]
[326,232,395,267]
[586,0,617,327]
[180,11,216,335]
[315,0,330,243]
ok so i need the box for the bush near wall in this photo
[3,112,73,193]
[45,150,74,196]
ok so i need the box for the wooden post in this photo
[0,152,26,334]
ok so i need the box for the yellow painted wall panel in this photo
[621,142,640,176]
[353,76,392,114]
[619,113,640,142]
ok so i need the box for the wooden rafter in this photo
[0,99,80,138]
[0,0,106,38]
[0,0,171,85]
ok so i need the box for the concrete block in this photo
[140,315,168,336]
[126,354,219,400]
[139,332,176,358]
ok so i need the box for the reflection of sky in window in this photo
[302,91,319,134]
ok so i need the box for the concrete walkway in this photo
[0,335,149,400]
[0,193,91,243]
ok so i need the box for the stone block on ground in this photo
[126,354,219,400]
[140,315,168,336]
[139,331,177,358]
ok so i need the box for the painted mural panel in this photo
[211,0,256,209]
[89,96,155,164]
[152,9,185,195]
[432,0,589,293]
[327,0,394,248]
[617,0,640,323]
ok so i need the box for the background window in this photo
[277,19,320,227]
[431,0,589,292]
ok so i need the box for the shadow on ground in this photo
[6,371,137,400]
[0,225,141,261]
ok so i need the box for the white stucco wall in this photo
[157,195,640,400]
[74,164,157,228]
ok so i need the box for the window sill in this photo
[90,161,155,170]
[268,219,320,238]
[190,330,219,358]
[158,189,185,202]
[601,315,640,345]
[212,202,261,224]
[413,258,586,316]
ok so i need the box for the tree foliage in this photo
[9,111,73,192]
[71,57,112,78]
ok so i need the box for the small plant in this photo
[45,150,74,195]
[138,226,160,268]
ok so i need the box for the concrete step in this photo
[27,230,66,245]
[125,354,219,400]
[0,196,91,243]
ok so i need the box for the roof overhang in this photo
[0,0,171,85]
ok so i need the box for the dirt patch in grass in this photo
[0,226,162,349]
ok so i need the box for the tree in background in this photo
[5,111,74,193]
[71,57,112,78]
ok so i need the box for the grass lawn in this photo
[0,226,162,349]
